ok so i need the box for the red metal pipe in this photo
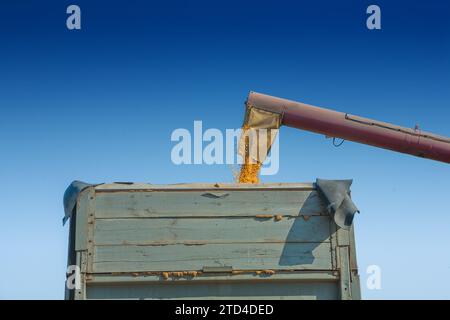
[246,92,450,164]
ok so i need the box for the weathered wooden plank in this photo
[337,227,350,246]
[349,226,358,270]
[329,220,338,270]
[338,246,352,300]
[86,280,339,300]
[350,270,361,300]
[93,216,331,245]
[92,242,332,273]
[95,182,316,191]
[94,190,325,218]
[87,271,339,283]
[74,251,86,300]
[75,188,92,251]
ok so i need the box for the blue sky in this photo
[0,0,449,299]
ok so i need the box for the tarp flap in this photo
[244,106,282,129]
[63,180,94,225]
[315,179,359,230]
[238,107,282,164]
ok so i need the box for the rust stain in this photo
[129,240,208,246]
[106,269,308,280]
[274,215,283,221]
[302,215,310,221]
[262,269,276,275]
[255,269,275,276]
[231,270,245,275]
[183,241,207,246]
[255,214,273,219]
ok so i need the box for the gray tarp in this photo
[315,179,359,230]
[63,181,95,225]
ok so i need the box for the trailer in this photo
[64,181,361,300]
